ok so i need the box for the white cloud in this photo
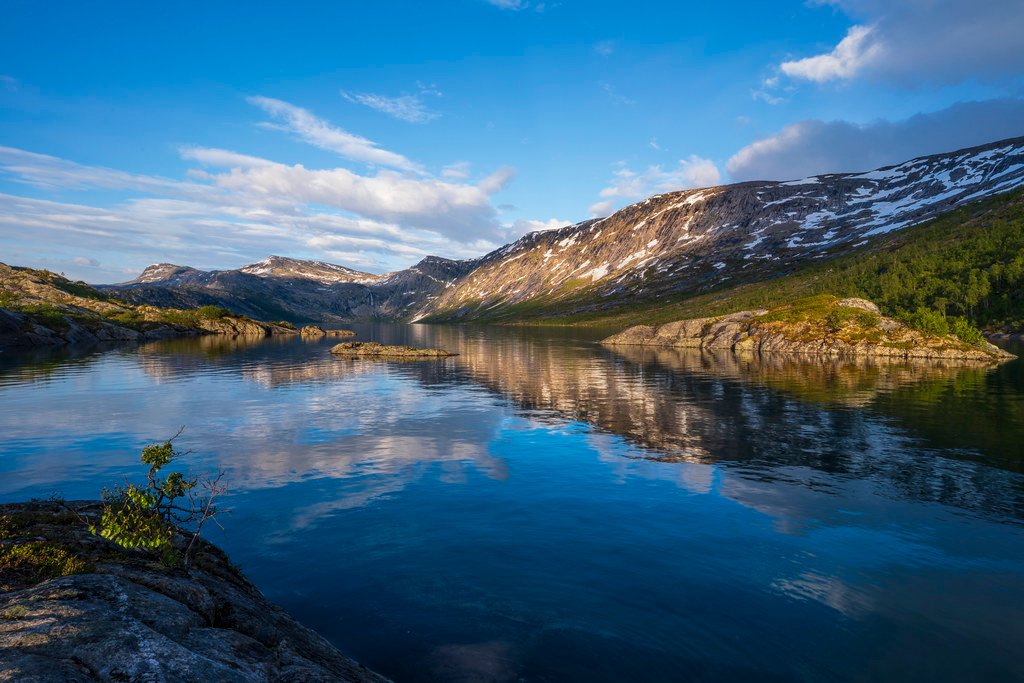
[0,75,17,92]
[0,189,495,282]
[594,41,616,57]
[777,0,1024,86]
[0,98,520,280]
[727,98,1024,181]
[590,155,721,215]
[341,90,440,124]
[180,147,274,170]
[780,24,880,83]
[247,96,420,172]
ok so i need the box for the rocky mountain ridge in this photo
[417,135,1024,321]
[103,136,1024,325]
[105,255,478,324]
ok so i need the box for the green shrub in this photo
[158,310,201,327]
[53,279,110,301]
[0,538,93,589]
[824,308,846,332]
[90,434,226,568]
[18,304,70,332]
[196,305,230,319]
[950,316,985,345]
[900,308,949,336]
[104,310,146,329]
[275,320,297,330]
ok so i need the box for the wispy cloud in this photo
[594,40,616,57]
[247,96,421,172]
[589,155,721,216]
[442,161,472,180]
[484,0,527,9]
[599,82,635,106]
[483,0,547,13]
[0,75,18,92]
[751,76,787,105]
[341,86,441,124]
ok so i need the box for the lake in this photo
[1,325,1022,682]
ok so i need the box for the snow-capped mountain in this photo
[106,136,1024,323]
[237,256,383,285]
[415,136,1024,320]
[106,255,477,323]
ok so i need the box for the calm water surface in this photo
[1,325,1022,682]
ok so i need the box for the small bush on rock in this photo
[196,305,230,319]
[89,430,226,568]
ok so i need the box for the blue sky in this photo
[1,0,1022,282]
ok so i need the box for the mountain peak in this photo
[121,263,198,285]
[238,256,381,284]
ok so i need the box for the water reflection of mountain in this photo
[404,328,1023,521]
[4,328,1021,522]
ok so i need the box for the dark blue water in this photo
[1,326,1022,682]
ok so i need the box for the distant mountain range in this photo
[106,255,478,324]
[102,136,1024,325]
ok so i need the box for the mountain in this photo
[416,136,1024,322]
[104,254,478,324]
[104,136,1024,327]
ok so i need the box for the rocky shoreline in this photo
[0,262,299,351]
[0,306,294,349]
[0,501,387,682]
[603,298,1015,363]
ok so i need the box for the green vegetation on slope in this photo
[512,188,1024,332]
[0,263,275,341]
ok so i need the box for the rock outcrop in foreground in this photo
[329,342,455,358]
[602,297,1015,363]
[0,501,386,682]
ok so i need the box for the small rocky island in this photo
[0,501,387,682]
[329,341,455,358]
[603,296,1015,363]
[300,325,357,338]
